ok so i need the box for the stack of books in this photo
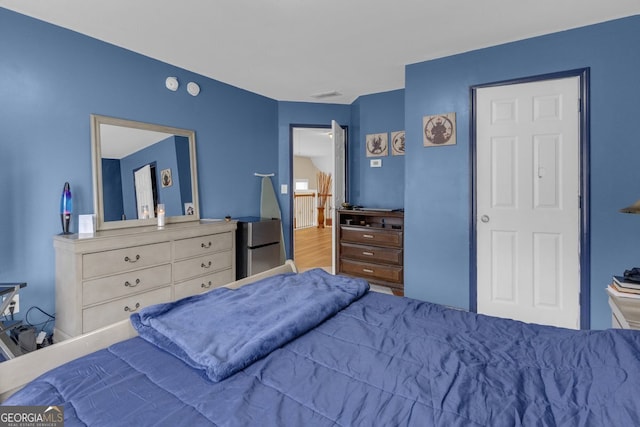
[609,275,640,299]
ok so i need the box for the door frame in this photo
[469,68,591,328]
[288,123,349,267]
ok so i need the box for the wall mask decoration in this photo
[365,133,388,157]
[391,131,405,156]
[423,112,456,147]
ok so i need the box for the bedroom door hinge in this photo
[579,292,582,307]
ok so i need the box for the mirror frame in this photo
[90,114,200,231]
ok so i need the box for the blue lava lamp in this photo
[60,182,72,234]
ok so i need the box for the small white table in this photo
[607,286,640,330]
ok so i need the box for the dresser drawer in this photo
[82,286,171,333]
[340,242,403,265]
[340,259,403,284]
[174,232,233,260]
[340,226,402,248]
[82,264,172,306]
[174,268,234,300]
[174,251,233,281]
[83,242,171,279]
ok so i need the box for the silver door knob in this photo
[480,215,490,223]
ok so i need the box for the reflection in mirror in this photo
[91,115,199,231]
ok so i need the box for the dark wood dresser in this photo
[336,209,404,295]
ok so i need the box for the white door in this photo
[331,120,346,274]
[134,164,154,219]
[476,77,581,329]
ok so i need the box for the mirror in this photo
[91,114,200,231]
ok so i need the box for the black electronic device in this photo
[11,325,37,353]
[623,267,640,283]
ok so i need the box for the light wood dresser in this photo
[336,209,404,295]
[53,220,236,341]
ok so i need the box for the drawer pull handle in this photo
[362,234,374,239]
[124,255,140,263]
[362,251,374,256]
[201,242,212,248]
[201,281,212,289]
[124,302,140,312]
[201,261,212,269]
[363,268,374,273]
[124,279,141,287]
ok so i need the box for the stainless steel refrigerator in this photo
[235,217,282,279]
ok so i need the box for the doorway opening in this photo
[290,124,347,272]
[292,126,333,271]
[133,161,158,219]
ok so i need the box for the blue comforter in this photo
[5,273,640,426]
[130,268,369,382]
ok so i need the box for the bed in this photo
[2,261,640,426]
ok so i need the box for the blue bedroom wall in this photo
[0,8,278,327]
[277,102,351,258]
[404,15,640,329]
[101,159,124,221]
[350,90,405,209]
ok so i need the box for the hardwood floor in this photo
[294,226,332,271]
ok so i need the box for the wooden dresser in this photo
[53,220,236,341]
[336,209,404,295]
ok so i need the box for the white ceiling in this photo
[293,128,332,158]
[100,124,173,159]
[1,1,639,104]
